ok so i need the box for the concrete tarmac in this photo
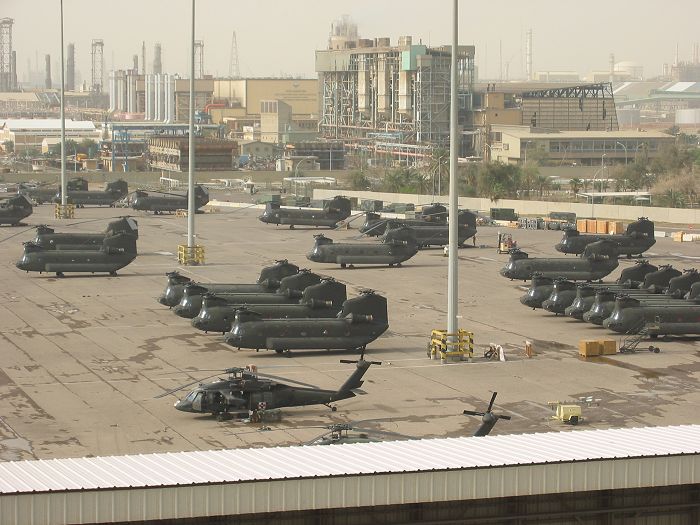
[1,203,699,461]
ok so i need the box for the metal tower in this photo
[66,42,75,91]
[141,41,146,75]
[194,40,204,78]
[525,29,533,81]
[153,43,162,74]
[229,31,240,78]
[91,39,104,93]
[0,18,13,92]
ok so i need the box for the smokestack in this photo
[133,54,138,73]
[693,42,699,65]
[609,53,615,84]
[141,41,146,75]
[674,43,679,67]
[525,29,533,81]
[45,54,52,89]
[66,42,75,91]
[153,43,162,74]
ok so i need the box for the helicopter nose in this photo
[499,267,511,278]
[554,243,564,253]
[174,399,193,412]
[174,303,197,319]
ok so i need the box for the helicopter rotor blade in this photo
[256,372,320,389]
[153,372,223,399]
[498,415,512,420]
[487,391,498,413]
[463,410,486,417]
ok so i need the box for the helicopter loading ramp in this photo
[1,425,699,525]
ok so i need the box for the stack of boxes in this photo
[578,339,618,357]
[576,219,624,234]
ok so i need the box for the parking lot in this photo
[1,200,699,461]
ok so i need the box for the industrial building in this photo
[0,425,698,524]
[146,135,238,171]
[315,17,475,160]
[0,118,99,153]
[487,124,674,166]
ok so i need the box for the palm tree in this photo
[535,175,551,198]
[569,178,583,197]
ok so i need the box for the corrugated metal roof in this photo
[1,425,699,495]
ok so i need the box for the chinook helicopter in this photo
[307,226,419,268]
[174,270,323,319]
[381,210,477,247]
[193,278,347,334]
[500,239,619,281]
[555,217,656,257]
[33,217,138,249]
[0,194,33,225]
[359,203,449,237]
[155,353,381,421]
[130,185,209,214]
[16,232,138,277]
[258,195,352,229]
[158,260,300,308]
[223,290,389,354]
[19,177,88,204]
[54,179,129,207]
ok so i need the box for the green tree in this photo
[79,138,97,157]
[2,140,14,154]
[477,162,521,201]
[569,178,583,196]
[348,170,370,191]
[521,161,539,198]
[534,175,551,198]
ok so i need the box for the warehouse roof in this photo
[0,119,96,131]
[1,425,699,495]
[491,125,673,140]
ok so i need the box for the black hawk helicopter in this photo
[54,179,129,207]
[32,217,138,249]
[130,185,209,214]
[306,226,419,268]
[158,260,300,308]
[500,239,619,281]
[192,278,348,334]
[555,217,656,257]
[155,353,381,421]
[0,194,33,226]
[258,195,352,229]
[19,176,88,204]
[223,290,388,354]
[463,392,512,437]
[16,232,138,277]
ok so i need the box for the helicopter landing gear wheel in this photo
[331,406,337,412]
[289,225,295,230]
[109,271,117,277]
[340,263,346,269]
[56,272,65,278]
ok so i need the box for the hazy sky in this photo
[5,0,700,83]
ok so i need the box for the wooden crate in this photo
[600,339,617,355]
[672,231,685,242]
[608,221,624,234]
[586,219,597,233]
[577,219,588,232]
[596,220,609,234]
[578,339,601,357]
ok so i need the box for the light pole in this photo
[186,0,196,254]
[523,140,533,165]
[447,0,459,356]
[600,153,607,192]
[293,156,315,195]
[484,143,493,163]
[59,0,67,209]
[616,141,628,165]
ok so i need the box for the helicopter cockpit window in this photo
[191,392,204,412]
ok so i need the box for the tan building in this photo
[147,136,238,171]
[0,118,99,152]
[260,100,319,144]
[210,78,319,126]
[487,125,674,166]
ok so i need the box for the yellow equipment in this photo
[548,402,583,425]
[497,232,517,254]
[178,245,205,265]
[428,329,474,361]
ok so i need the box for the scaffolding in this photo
[318,41,474,162]
[0,18,14,92]
[91,39,104,93]
[194,40,204,79]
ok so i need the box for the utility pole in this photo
[447,0,459,355]
[187,0,196,252]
